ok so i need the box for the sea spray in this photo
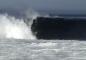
[0,13,38,40]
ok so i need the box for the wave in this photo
[1,9,86,40]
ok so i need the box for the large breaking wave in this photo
[1,9,86,40]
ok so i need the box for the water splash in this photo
[0,14,37,40]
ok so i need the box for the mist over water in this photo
[0,10,39,40]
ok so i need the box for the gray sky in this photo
[0,0,86,13]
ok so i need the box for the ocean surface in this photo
[0,39,86,60]
[0,9,86,60]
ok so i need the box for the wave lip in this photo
[31,17,86,40]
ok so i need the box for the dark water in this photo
[31,17,86,40]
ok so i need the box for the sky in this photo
[0,0,86,14]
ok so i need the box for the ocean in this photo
[0,9,86,60]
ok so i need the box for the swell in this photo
[31,17,86,40]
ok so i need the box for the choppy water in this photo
[0,39,86,60]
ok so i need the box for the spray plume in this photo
[0,9,40,40]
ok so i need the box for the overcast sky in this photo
[0,0,86,13]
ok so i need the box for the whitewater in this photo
[0,14,36,39]
[0,10,86,60]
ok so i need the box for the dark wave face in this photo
[31,17,86,40]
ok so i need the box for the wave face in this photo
[32,17,86,40]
